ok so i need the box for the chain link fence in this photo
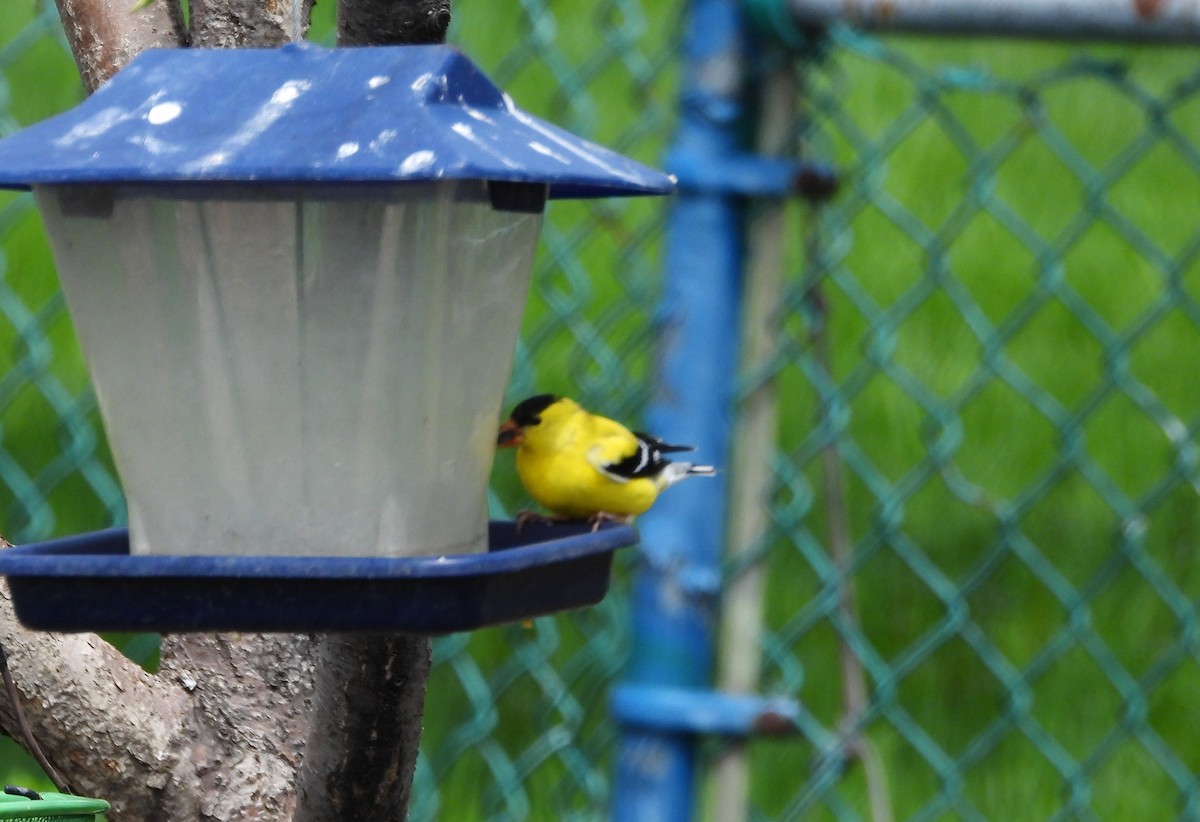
[753,25,1200,821]
[2,1,1200,819]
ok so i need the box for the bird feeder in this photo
[0,43,670,632]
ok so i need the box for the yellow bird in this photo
[496,394,716,523]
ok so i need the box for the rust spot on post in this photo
[1133,0,1166,19]
[874,0,898,21]
[751,710,799,736]
[842,0,897,23]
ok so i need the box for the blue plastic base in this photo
[0,520,638,634]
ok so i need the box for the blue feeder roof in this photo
[0,43,674,200]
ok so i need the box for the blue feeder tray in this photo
[0,521,637,634]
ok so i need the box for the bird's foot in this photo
[515,509,563,534]
[515,510,630,534]
[586,511,632,532]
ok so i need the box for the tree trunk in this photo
[293,635,432,820]
[0,1,454,818]
[54,0,184,91]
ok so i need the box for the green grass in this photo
[2,3,1200,820]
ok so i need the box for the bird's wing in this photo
[585,419,641,484]
[632,432,696,454]
[587,420,683,484]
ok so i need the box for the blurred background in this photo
[2,0,1200,819]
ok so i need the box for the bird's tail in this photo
[657,461,718,489]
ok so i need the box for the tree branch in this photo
[54,0,184,93]
[337,0,451,46]
[0,583,186,817]
[189,0,316,47]
[0,587,330,818]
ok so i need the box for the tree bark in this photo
[190,0,317,48]
[154,633,319,819]
[0,583,325,818]
[293,635,431,820]
[0,583,186,817]
[337,0,451,46]
[54,0,184,92]
[0,1,453,818]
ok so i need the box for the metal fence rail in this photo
[2,1,1200,820]
[775,0,1200,42]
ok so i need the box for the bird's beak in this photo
[497,419,523,448]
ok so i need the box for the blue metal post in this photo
[612,0,750,818]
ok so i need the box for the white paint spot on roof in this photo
[194,151,229,169]
[270,80,310,105]
[369,129,398,154]
[529,141,570,164]
[336,142,360,160]
[451,122,519,169]
[53,107,127,146]
[181,79,311,172]
[400,150,436,174]
[147,101,182,125]
[368,75,391,89]
[464,107,495,125]
[411,72,434,92]
[507,105,637,181]
[127,133,172,155]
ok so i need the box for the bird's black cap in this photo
[509,394,558,427]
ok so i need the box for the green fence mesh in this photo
[2,1,1200,820]
[747,27,1200,822]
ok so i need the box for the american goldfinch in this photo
[496,394,716,521]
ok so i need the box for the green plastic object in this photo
[0,788,108,821]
